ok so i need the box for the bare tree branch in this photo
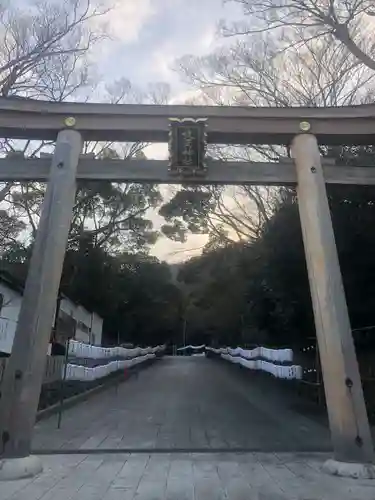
[221,0,375,71]
[167,13,375,249]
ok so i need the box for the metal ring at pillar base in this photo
[0,455,43,481]
[323,458,375,479]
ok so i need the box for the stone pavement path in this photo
[1,452,375,500]
[32,357,331,452]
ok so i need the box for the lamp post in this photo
[182,315,187,349]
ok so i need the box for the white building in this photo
[0,271,103,355]
[0,274,23,355]
[59,297,103,346]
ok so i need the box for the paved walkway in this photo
[32,356,331,452]
[2,358,374,499]
[2,452,374,500]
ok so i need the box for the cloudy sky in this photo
[98,0,240,90]
[93,0,242,262]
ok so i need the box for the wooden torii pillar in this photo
[292,128,374,476]
[0,126,82,479]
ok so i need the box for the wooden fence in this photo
[0,355,64,387]
[294,339,375,421]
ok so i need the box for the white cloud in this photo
[145,143,168,160]
[145,18,217,89]
[151,232,208,263]
[101,0,156,43]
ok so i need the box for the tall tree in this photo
[0,0,107,100]
[0,0,108,253]
[162,17,375,251]
[169,5,375,347]
[222,0,375,71]
[0,0,172,257]
[1,244,183,346]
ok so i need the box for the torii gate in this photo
[0,98,375,479]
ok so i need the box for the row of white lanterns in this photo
[207,346,294,363]
[219,352,303,380]
[68,341,165,360]
[64,353,157,381]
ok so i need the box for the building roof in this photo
[0,270,101,320]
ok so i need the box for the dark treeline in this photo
[176,146,375,349]
[0,241,183,347]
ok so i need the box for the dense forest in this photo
[0,240,183,347]
[176,173,375,349]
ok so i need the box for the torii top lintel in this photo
[1,97,375,145]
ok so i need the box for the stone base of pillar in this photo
[323,459,375,479]
[0,455,43,481]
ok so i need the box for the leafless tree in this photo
[0,0,108,99]
[4,80,171,254]
[178,28,375,108]
[0,0,110,252]
[171,26,375,247]
[0,0,172,256]
[221,0,375,71]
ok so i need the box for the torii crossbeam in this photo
[1,97,375,144]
